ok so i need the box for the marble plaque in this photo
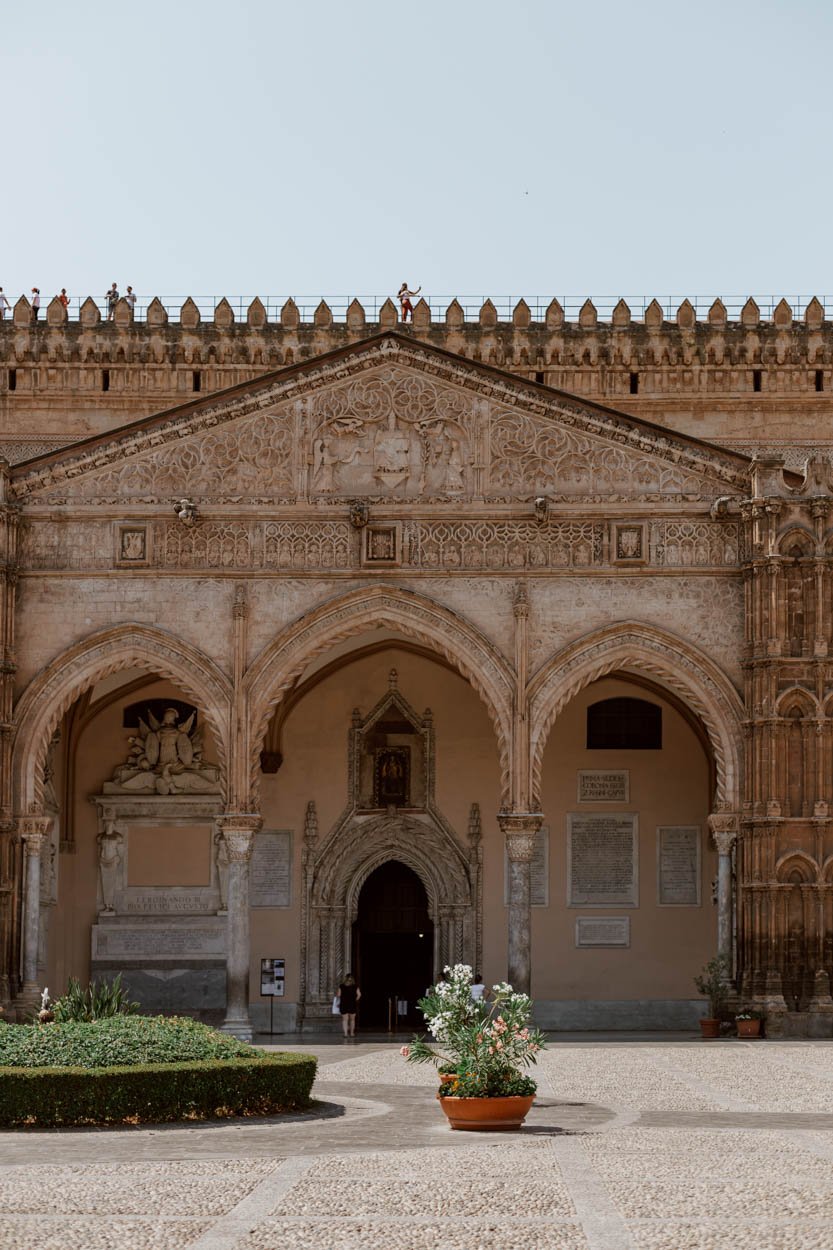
[250,830,292,908]
[577,770,629,803]
[92,922,225,962]
[504,825,549,907]
[567,812,638,907]
[575,917,630,947]
[657,826,701,906]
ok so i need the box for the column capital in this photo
[708,812,738,855]
[17,815,51,855]
[498,811,543,861]
[216,813,262,862]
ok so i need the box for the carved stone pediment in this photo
[11,334,749,506]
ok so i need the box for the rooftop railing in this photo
[5,294,833,325]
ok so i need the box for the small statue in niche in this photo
[97,815,124,914]
[105,707,221,795]
[374,747,409,807]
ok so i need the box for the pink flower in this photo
[495,1040,503,1050]
[399,1045,410,1057]
[476,1033,483,1042]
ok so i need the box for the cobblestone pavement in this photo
[3,1037,833,1248]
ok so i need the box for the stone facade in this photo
[1,310,831,1035]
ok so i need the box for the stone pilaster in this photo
[16,816,51,1015]
[498,811,543,995]
[216,813,261,1040]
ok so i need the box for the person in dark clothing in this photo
[337,973,361,1038]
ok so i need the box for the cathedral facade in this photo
[1,293,831,1037]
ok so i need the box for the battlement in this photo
[2,293,833,465]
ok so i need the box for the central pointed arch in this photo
[244,586,515,804]
[527,621,744,811]
[13,624,233,813]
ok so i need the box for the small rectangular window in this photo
[815,370,824,392]
[8,368,16,392]
[629,372,639,394]
[192,370,201,393]
[534,370,544,384]
[753,369,762,392]
[102,369,110,392]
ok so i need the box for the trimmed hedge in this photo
[0,1052,317,1127]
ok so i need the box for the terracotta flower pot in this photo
[438,1094,535,1131]
[700,1018,721,1039]
[736,1018,762,1039]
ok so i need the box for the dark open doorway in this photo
[353,860,434,1030]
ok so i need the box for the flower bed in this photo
[0,1015,254,1069]
[0,1017,317,1127]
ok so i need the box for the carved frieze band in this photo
[20,517,743,573]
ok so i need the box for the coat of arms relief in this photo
[309,369,472,498]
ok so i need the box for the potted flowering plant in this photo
[735,1010,763,1039]
[400,964,546,1130]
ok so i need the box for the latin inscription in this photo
[250,830,292,908]
[92,925,225,960]
[568,812,638,907]
[575,917,630,947]
[577,770,629,803]
[657,826,701,906]
[120,890,217,914]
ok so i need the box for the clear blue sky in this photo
[3,0,831,303]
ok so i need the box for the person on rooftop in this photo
[106,283,119,320]
[398,282,421,323]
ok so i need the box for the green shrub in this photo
[52,974,139,1022]
[0,1052,317,1127]
[0,1015,256,1069]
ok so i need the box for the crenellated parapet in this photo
[2,294,833,463]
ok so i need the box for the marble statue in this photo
[104,707,221,795]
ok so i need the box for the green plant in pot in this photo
[400,964,546,1130]
[693,954,730,1038]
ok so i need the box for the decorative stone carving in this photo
[408,520,602,571]
[104,706,220,795]
[12,340,746,507]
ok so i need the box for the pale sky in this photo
[2,0,831,309]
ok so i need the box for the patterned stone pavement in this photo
[3,1037,833,1248]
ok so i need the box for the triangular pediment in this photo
[11,333,750,506]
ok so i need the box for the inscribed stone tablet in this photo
[657,826,700,906]
[575,917,630,947]
[92,924,225,961]
[503,826,549,907]
[568,812,638,906]
[250,830,292,908]
[577,771,629,803]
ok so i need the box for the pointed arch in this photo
[775,686,820,717]
[775,851,819,884]
[13,624,233,812]
[527,622,744,810]
[244,586,514,805]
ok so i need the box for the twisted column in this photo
[217,813,261,1040]
[708,813,738,974]
[498,811,543,994]
[17,816,51,1013]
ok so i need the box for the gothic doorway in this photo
[353,860,433,1029]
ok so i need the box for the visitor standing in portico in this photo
[337,973,361,1038]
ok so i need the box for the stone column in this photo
[708,813,738,973]
[216,813,262,1041]
[17,816,51,1014]
[498,811,543,995]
